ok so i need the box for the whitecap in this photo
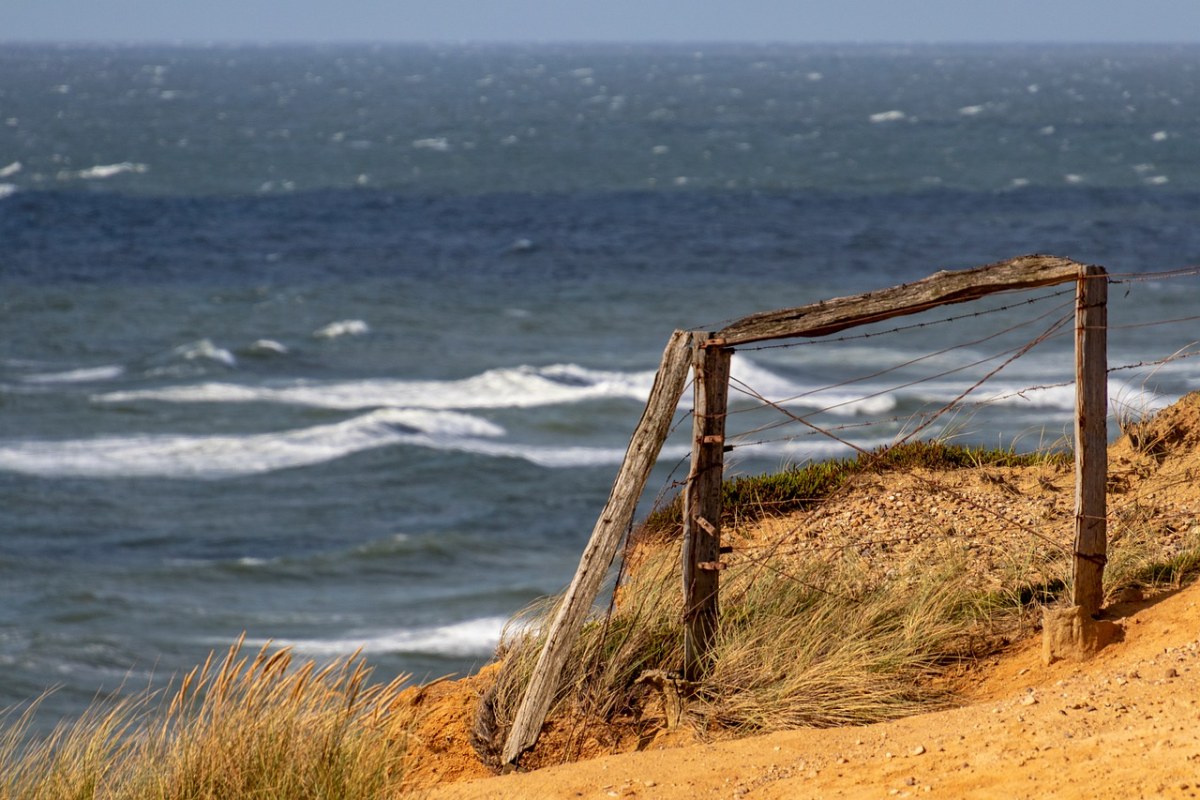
[1151,130,1169,142]
[0,408,506,479]
[0,161,20,178]
[0,184,18,200]
[269,616,509,658]
[95,363,658,411]
[958,105,985,116]
[1145,175,1170,185]
[246,339,289,355]
[456,441,690,469]
[313,319,369,339]
[412,137,450,152]
[21,365,125,384]
[71,162,149,180]
[173,338,236,367]
[728,357,897,417]
[869,110,906,123]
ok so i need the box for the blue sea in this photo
[2,42,1200,730]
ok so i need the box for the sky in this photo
[7,0,1200,44]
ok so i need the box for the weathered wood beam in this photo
[717,254,1086,346]
[501,329,693,767]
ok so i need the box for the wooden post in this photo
[501,329,692,768]
[1073,265,1108,616]
[682,333,733,682]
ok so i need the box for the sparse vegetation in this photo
[636,441,1070,541]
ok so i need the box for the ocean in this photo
[2,42,1200,730]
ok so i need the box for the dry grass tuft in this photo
[0,636,419,800]
[479,538,1009,767]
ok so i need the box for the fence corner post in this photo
[1072,264,1108,618]
[682,332,732,682]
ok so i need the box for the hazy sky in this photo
[7,0,1200,44]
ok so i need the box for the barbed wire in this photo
[721,332,1200,454]
[726,310,1075,443]
[1107,265,1200,284]
[725,296,1077,421]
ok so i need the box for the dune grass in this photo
[0,637,419,800]
[477,538,1000,769]
[476,438,1200,768]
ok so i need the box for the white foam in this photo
[916,378,1166,417]
[729,357,898,417]
[869,110,906,123]
[460,441,690,469]
[412,137,450,152]
[313,319,369,339]
[0,161,20,178]
[270,616,508,657]
[96,363,658,411]
[246,339,289,355]
[958,104,985,116]
[0,408,506,479]
[0,184,17,200]
[173,338,236,367]
[1152,130,1169,142]
[68,162,149,180]
[21,364,125,384]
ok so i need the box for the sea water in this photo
[2,42,1200,729]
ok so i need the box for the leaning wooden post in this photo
[501,329,692,768]
[682,333,733,682]
[1072,265,1108,616]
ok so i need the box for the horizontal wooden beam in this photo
[717,254,1087,346]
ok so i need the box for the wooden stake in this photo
[501,329,693,767]
[1073,265,1108,616]
[682,333,732,681]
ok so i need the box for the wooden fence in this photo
[501,254,1109,767]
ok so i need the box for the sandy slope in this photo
[430,581,1200,799]
[414,394,1200,799]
